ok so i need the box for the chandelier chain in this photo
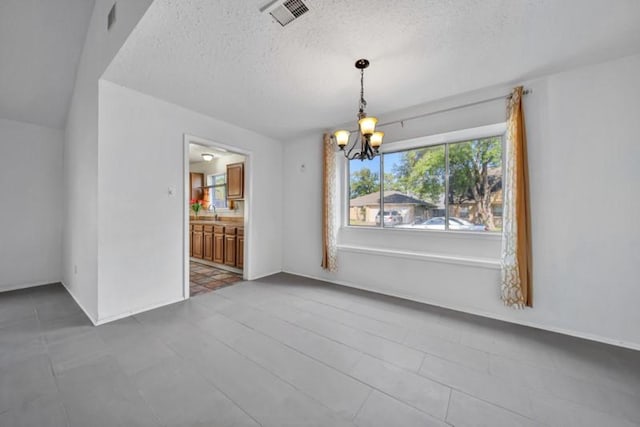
[359,68,367,116]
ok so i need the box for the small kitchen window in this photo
[207,173,227,208]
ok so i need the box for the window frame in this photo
[206,173,228,209]
[344,122,507,233]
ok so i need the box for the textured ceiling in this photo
[0,0,95,129]
[104,0,640,141]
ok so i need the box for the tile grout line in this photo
[230,288,493,378]
[159,332,266,426]
[253,282,441,335]
[216,291,425,372]
[102,316,244,427]
[234,283,564,379]
[186,311,366,421]
[261,280,464,334]
[183,285,640,425]
[351,388,373,421]
[202,296,452,422]
[255,280,588,373]
[215,289,547,423]
[181,323,353,424]
[246,282,490,361]
[34,303,77,427]
[444,388,453,424]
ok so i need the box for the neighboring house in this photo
[350,190,503,228]
[349,191,436,225]
[451,188,503,228]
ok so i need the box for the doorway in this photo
[183,135,251,299]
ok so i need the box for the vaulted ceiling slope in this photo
[0,0,95,129]
[104,0,640,141]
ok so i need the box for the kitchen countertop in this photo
[190,219,244,227]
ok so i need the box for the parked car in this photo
[375,210,403,225]
[453,217,488,231]
[409,216,487,231]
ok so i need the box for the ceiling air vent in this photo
[261,0,310,27]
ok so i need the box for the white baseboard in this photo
[94,296,187,325]
[0,280,61,293]
[281,269,640,352]
[248,269,283,281]
[61,280,189,326]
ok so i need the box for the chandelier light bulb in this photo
[334,130,350,148]
[358,116,378,136]
[370,131,384,149]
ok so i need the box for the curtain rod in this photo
[378,89,532,129]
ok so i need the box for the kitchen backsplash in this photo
[196,200,244,218]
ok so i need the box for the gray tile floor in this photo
[1,274,639,427]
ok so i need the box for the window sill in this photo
[337,244,501,270]
[340,225,502,241]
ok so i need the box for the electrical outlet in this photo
[74,265,78,275]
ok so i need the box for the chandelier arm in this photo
[364,137,374,160]
[344,133,359,159]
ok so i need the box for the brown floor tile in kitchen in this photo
[190,261,242,296]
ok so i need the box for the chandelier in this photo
[333,59,384,161]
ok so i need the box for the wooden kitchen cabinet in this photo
[192,224,204,258]
[224,226,237,266]
[226,162,244,200]
[190,172,204,201]
[213,226,225,264]
[236,232,244,269]
[203,225,213,261]
[190,222,244,269]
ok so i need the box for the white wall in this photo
[63,0,153,320]
[97,80,284,323]
[283,53,640,349]
[0,119,63,291]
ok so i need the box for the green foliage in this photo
[389,137,502,228]
[392,146,446,204]
[390,138,501,203]
[384,173,402,191]
[350,168,379,199]
[448,137,502,204]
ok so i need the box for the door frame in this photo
[182,134,253,299]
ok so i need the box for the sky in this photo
[348,152,403,179]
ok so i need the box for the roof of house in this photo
[350,191,435,208]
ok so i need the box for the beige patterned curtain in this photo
[501,86,532,308]
[321,133,337,272]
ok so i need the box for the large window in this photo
[348,135,503,232]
